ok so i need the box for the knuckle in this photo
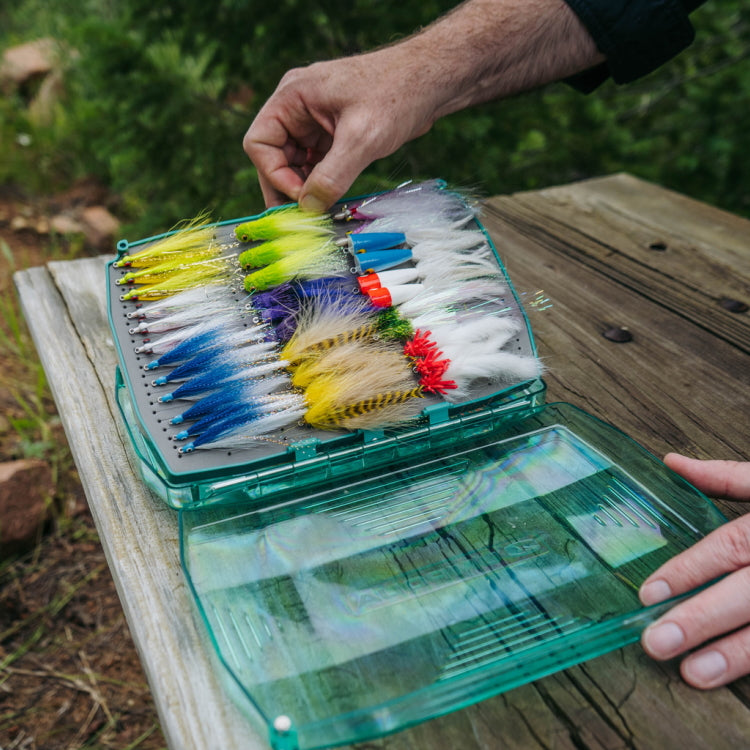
[278,66,307,87]
[242,129,255,156]
[716,521,750,568]
[311,167,338,193]
[308,169,341,203]
[351,116,389,150]
[351,115,413,161]
[732,633,750,667]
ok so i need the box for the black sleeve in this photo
[564,0,708,92]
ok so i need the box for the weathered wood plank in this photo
[14,174,750,750]
[14,261,267,750]
[560,173,750,274]
[478,178,750,743]
[481,203,750,471]
[565,646,750,749]
[485,173,750,354]
[18,258,582,750]
[15,262,640,750]
[46,256,116,394]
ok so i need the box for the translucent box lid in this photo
[180,401,726,750]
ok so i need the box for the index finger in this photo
[257,170,297,208]
[664,454,750,502]
[244,115,308,204]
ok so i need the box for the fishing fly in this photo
[114,180,542,454]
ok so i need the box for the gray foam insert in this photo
[108,212,536,481]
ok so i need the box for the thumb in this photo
[298,120,380,212]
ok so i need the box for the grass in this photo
[0,232,82,517]
[0,196,166,749]
[0,516,166,747]
[0,240,35,357]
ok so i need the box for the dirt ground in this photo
[0,189,167,749]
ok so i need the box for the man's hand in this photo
[243,48,438,212]
[243,0,604,211]
[640,454,750,688]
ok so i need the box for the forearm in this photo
[244,0,607,208]
[375,0,605,122]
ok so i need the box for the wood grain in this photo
[15,174,750,749]
[482,192,750,470]
[486,173,750,354]
[15,260,267,750]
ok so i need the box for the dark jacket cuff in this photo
[564,0,705,90]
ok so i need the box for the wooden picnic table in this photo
[15,173,750,749]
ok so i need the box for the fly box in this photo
[107,181,726,749]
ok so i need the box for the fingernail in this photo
[644,621,685,658]
[684,650,727,687]
[299,193,328,213]
[640,579,672,605]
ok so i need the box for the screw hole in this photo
[603,326,633,343]
[720,298,749,313]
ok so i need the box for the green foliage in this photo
[2,0,749,236]
[0,265,65,472]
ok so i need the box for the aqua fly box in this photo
[107,183,726,750]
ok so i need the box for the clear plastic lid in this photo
[180,402,726,750]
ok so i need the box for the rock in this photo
[0,459,54,558]
[28,68,65,127]
[50,213,84,236]
[50,177,110,211]
[48,205,120,248]
[0,38,57,90]
[79,205,120,249]
[10,216,30,231]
